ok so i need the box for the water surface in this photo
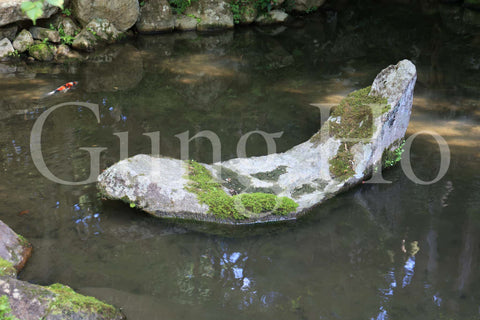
[0,4,479,320]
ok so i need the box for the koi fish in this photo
[46,81,78,96]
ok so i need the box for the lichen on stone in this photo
[292,184,316,198]
[251,166,287,181]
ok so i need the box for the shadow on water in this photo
[0,2,479,319]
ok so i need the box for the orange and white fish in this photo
[46,81,78,96]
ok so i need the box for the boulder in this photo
[255,10,288,25]
[13,29,33,53]
[136,0,175,33]
[293,0,326,12]
[0,24,17,41]
[0,220,32,276]
[72,18,121,51]
[184,0,234,31]
[0,0,59,27]
[98,60,417,224]
[56,16,81,37]
[0,38,14,60]
[29,26,60,43]
[174,15,198,31]
[0,277,126,320]
[28,43,54,61]
[71,0,139,32]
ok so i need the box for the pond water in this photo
[1,4,479,320]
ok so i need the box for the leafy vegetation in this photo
[230,0,255,24]
[186,160,298,219]
[169,0,198,14]
[21,0,64,25]
[0,296,19,320]
[61,7,71,16]
[383,139,406,168]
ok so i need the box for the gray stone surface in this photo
[29,27,60,43]
[72,18,121,51]
[184,0,234,31]
[98,60,417,224]
[174,15,198,31]
[136,0,175,33]
[0,37,14,60]
[13,29,33,53]
[0,0,58,27]
[71,0,139,32]
[255,10,289,25]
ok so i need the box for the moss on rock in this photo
[47,283,120,317]
[186,160,298,219]
[0,258,16,277]
[329,143,355,181]
[28,43,54,61]
[329,86,388,141]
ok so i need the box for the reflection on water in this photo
[0,3,480,320]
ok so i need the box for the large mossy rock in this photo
[0,0,58,27]
[28,43,54,61]
[98,60,417,225]
[136,0,175,33]
[71,0,139,32]
[0,278,126,320]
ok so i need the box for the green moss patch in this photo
[329,143,355,181]
[329,87,388,141]
[383,139,405,168]
[47,283,119,317]
[186,161,298,220]
[0,258,16,277]
[251,166,287,181]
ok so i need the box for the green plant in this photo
[185,160,298,219]
[21,0,64,25]
[305,6,317,13]
[58,26,75,45]
[7,50,20,58]
[169,0,197,14]
[383,139,406,168]
[186,13,201,23]
[139,1,145,6]
[255,0,276,13]
[0,296,19,320]
[230,0,255,24]
[61,7,71,16]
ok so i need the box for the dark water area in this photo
[0,3,479,320]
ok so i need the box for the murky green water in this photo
[1,4,479,320]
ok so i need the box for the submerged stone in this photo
[98,60,417,225]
